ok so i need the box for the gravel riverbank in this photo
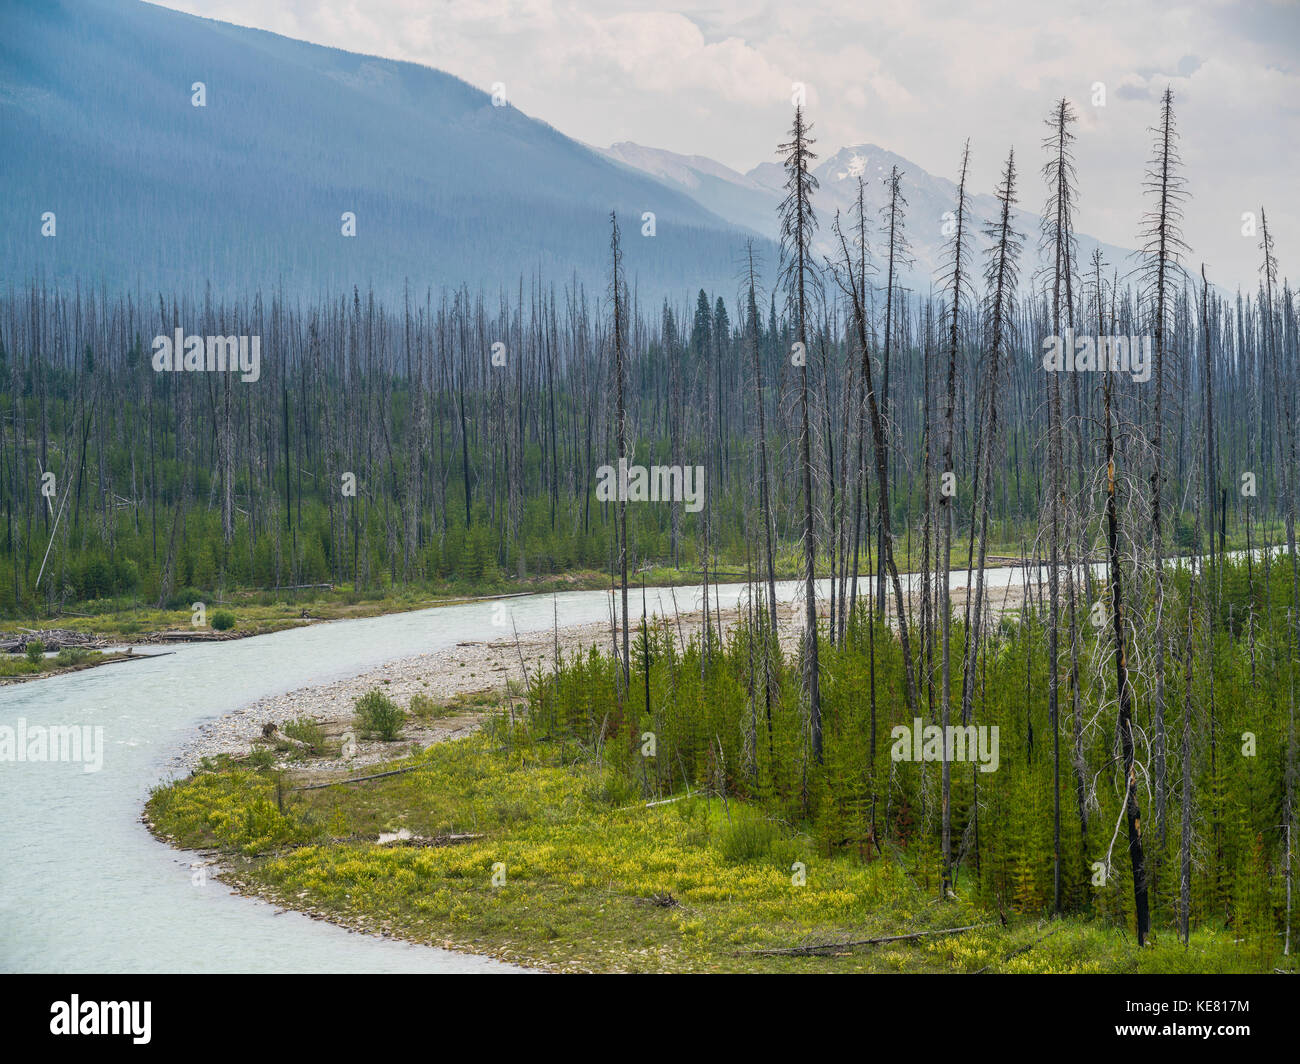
[164,578,1027,776]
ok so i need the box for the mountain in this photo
[603,141,1136,299]
[0,0,770,305]
[0,0,1141,313]
[600,142,779,246]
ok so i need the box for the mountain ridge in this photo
[0,0,767,306]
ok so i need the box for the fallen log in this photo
[288,763,425,790]
[374,832,484,848]
[972,924,1060,974]
[174,831,485,859]
[259,723,313,750]
[733,922,991,957]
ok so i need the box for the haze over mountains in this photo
[602,141,1136,299]
[3,0,1134,309]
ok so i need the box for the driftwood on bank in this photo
[0,627,104,653]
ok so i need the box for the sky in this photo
[153,0,1300,289]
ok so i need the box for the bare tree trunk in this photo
[1106,363,1151,947]
[747,244,779,633]
[610,213,630,693]
[779,105,823,762]
[938,141,971,894]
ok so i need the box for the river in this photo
[0,550,1265,972]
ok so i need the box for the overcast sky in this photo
[155,0,1300,289]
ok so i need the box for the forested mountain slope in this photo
[0,0,766,304]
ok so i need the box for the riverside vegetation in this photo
[147,552,1294,973]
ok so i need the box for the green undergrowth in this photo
[146,714,1282,973]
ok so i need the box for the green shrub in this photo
[283,717,327,753]
[166,586,205,611]
[0,657,40,677]
[717,809,777,863]
[24,640,45,664]
[355,689,404,741]
[408,693,449,722]
[211,610,236,631]
[55,646,90,667]
[585,768,640,808]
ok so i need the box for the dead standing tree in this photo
[936,139,974,896]
[745,242,779,635]
[876,166,912,622]
[1138,86,1190,857]
[778,104,824,763]
[609,211,630,694]
[1103,341,1152,947]
[832,196,923,719]
[958,147,1023,877]
[1041,96,1081,911]
[848,176,873,622]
